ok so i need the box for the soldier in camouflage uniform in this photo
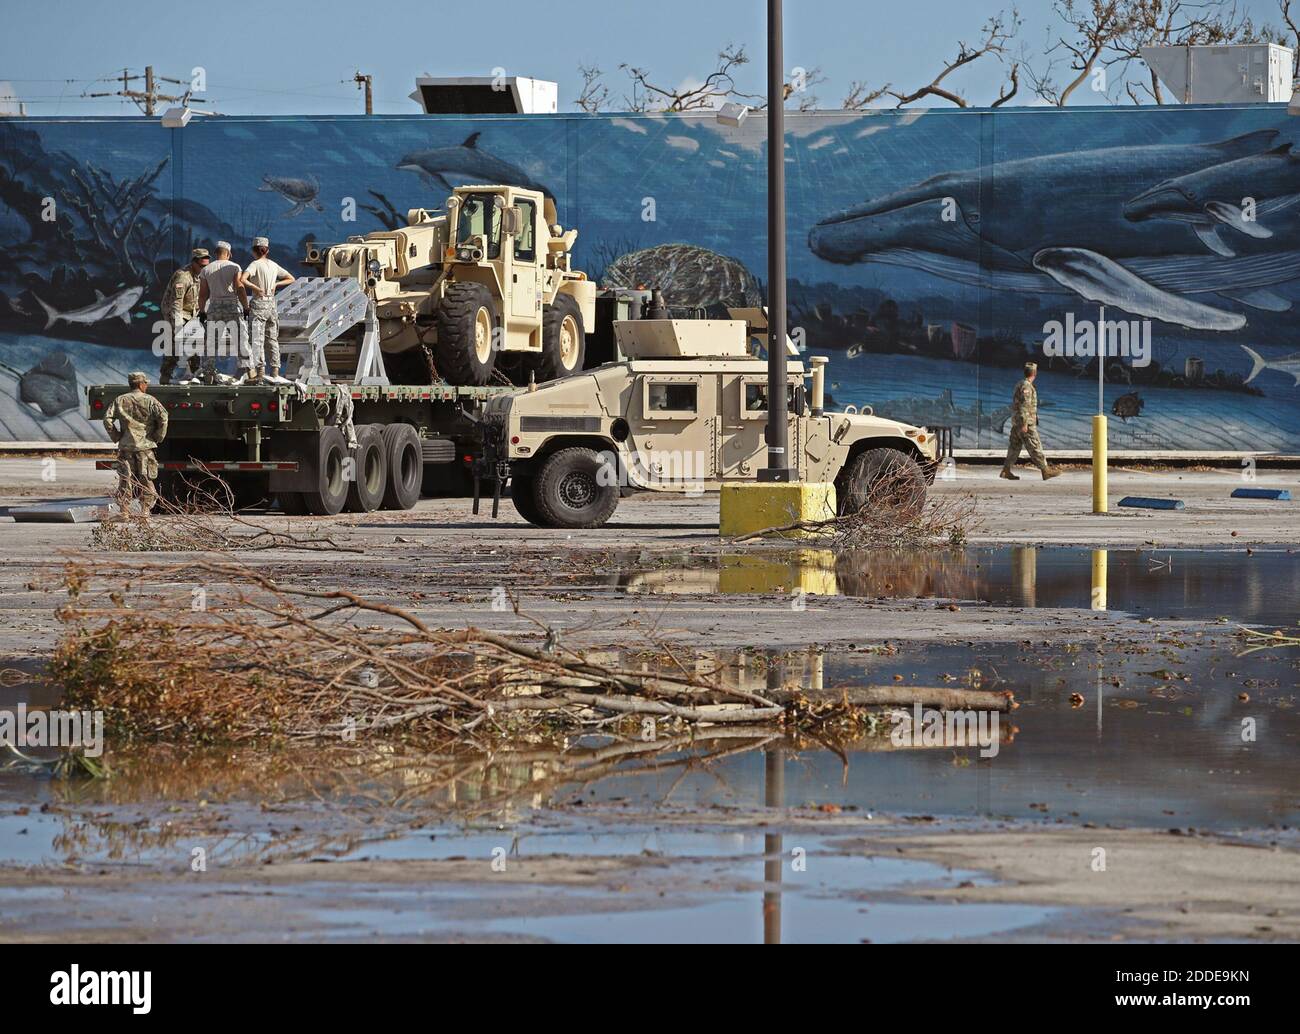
[240,236,295,384]
[103,372,169,514]
[1001,362,1061,481]
[158,248,209,384]
[197,241,250,383]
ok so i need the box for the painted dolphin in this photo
[397,132,551,197]
[1241,344,1300,385]
[808,130,1299,332]
[259,173,324,217]
[30,285,143,329]
[1123,144,1300,289]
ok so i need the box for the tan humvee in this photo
[481,311,940,529]
[304,185,595,386]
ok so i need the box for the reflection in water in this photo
[613,545,1300,624]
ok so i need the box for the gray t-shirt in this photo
[201,258,242,302]
[243,257,290,298]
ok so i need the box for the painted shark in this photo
[808,130,1299,333]
[396,132,551,196]
[1241,344,1300,385]
[30,285,143,330]
[259,173,324,217]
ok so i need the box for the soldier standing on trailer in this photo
[239,236,295,384]
[159,248,209,384]
[197,241,250,383]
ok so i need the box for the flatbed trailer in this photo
[86,378,514,514]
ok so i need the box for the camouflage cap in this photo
[190,247,210,260]
[127,371,149,387]
[252,236,269,249]
[215,240,231,252]
[1024,361,1039,374]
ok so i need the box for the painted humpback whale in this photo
[807,130,1300,332]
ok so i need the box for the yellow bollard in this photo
[1092,414,1108,514]
[1091,548,1108,611]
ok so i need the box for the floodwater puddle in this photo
[605,545,1300,625]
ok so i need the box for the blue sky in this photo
[0,0,1290,115]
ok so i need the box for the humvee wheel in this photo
[345,425,388,513]
[837,447,927,520]
[434,282,497,385]
[534,448,618,529]
[509,474,548,527]
[532,293,586,382]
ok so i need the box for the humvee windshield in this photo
[457,193,502,258]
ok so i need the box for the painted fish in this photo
[396,132,551,197]
[1241,344,1300,385]
[259,173,324,217]
[1111,390,1145,421]
[808,130,1296,332]
[18,350,78,417]
[29,285,143,329]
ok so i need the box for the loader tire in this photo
[836,447,927,520]
[380,424,422,511]
[530,293,586,383]
[434,282,497,386]
[345,424,387,513]
[534,447,618,529]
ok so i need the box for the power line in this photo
[83,66,207,116]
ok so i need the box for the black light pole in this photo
[759,0,790,482]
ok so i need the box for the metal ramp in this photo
[276,277,388,385]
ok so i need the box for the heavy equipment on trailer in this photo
[302,184,595,386]
[474,310,940,529]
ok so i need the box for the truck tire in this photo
[534,447,619,529]
[530,293,586,383]
[345,424,387,513]
[509,474,548,527]
[434,282,497,386]
[837,447,927,519]
[302,426,349,516]
[380,424,422,511]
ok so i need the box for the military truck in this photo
[477,310,939,529]
[303,184,595,386]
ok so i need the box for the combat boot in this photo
[999,468,1019,480]
[1042,466,1062,480]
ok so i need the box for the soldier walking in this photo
[1001,362,1061,481]
[196,241,250,383]
[158,248,209,384]
[103,372,169,514]
[240,236,295,384]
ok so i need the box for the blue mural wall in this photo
[2,105,1299,450]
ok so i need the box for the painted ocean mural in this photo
[2,106,1299,449]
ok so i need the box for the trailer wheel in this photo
[531,293,586,383]
[534,447,619,529]
[434,282,497,386]
[837,447,927,519]
[380,425,422,510]
[302,426,349,516]
[345,425,388,513]
[509,474,548,527]
[276,491,309,515]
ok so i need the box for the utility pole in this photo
[760,0,790,482]
[86,66,205,115]
[354,72,374,114]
